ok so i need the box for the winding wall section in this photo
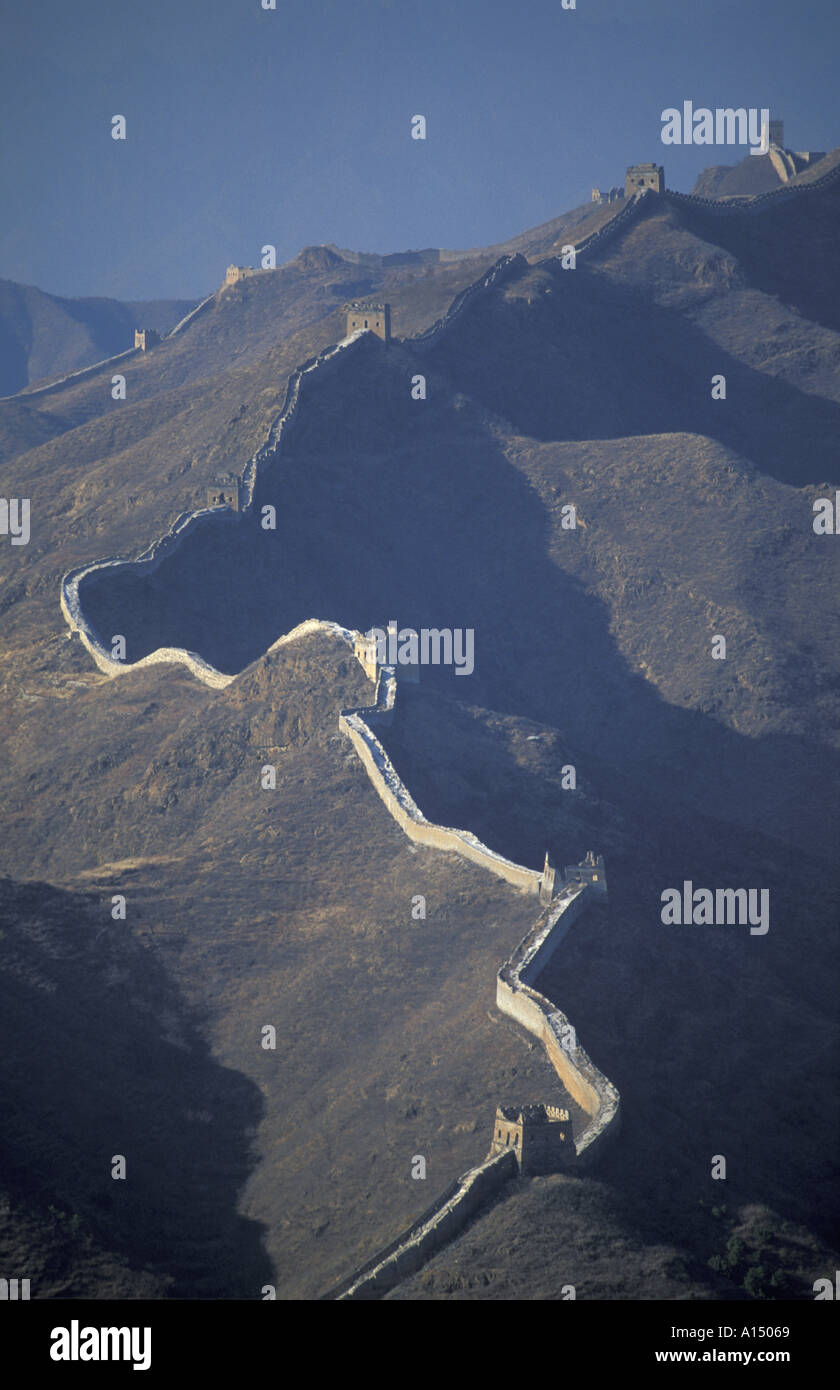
[52,164,839,1299]
[327,655,619,1300]
[339,666,551,897]
[60,331,367,683]
[325,1150,517,1300]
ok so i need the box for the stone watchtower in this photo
[625,163,665,197]
[225,265,257,287]
[592,187,623,205]
[345,301,391,342]
[352,625,421,685]
[134,328,161,351]
[768,119,784,147]
[490,1104,574,1174]
[206,473,243,512]
[353,631,381,684]
[563,850,608,899]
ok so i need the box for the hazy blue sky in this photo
[1,0,837,300]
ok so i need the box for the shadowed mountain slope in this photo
[378,686,840,1298]
[74,325,840,852]
[0,875,269,1297]
[422,207,840,481]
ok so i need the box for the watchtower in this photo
[490,1103,573,1174]
[134,328,160,351]
[225,265,256,287]
[353,625,421,684]
[353,631,381,683]
[206,473,243,512]
[563,850,608,899]
[625,163,665,197]
[345,301,391,342]
[768,119,784,147]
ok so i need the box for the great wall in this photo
[59,330,368,684]
[50,157,837,1295]
[57,283,623,1293]
[324,651,619,1300]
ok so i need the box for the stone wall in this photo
[563,186,659,258]
[327,1150,518,1301]
[768,146,799,183]
[323,657,619,1298]
[2,347,137,404]
[554,157,840,271]
[166,292,216,337]
[60,330,369,685]
[412,253,527,351]
[410,193,660,354]
[338,669,550,896]
[496,885,620,1162]
[665,156,840,215]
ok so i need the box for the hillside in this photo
[0,634,571,1297]
[1,168,839,1299]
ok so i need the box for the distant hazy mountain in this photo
[0,280,196,396]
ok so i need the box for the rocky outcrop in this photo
[667,156,840,215]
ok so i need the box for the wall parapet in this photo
[406,196,655,367]
[2,347,137,405]
[562,186,659,259]
[408,193,659,356]
[166,291,216,337]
